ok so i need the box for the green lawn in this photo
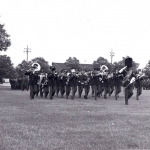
[0,86,150,150]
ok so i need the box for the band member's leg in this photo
[84,85,88,99]
[30,85,34,99]
[49,86,53,99]
[44,86,49,98]
[78,85,82,98]
[33,85,37,97]
[94,85,98,100]
[66,85,69,99]
[71,86,75,99]
[91,85,94,97]
[104,86,108,99]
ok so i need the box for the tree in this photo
[65,57,80,70]
[0,24,11,51]
[29,57,50,73]
[113,56,139,71]
[143,60,150,78]
[15,60,30,78]
[0,55,15,79]
[93,57,112,70]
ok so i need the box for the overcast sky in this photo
[0,0,150,68]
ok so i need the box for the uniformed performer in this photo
[134,69,145,100]
[65,71,71,99]
[47,66,57,100]
[91,67,101,100]
[122,57,136,105]
[59,69,66,98]
[69,68,78,100]
[24,63,40,99]
[113,67,123,100]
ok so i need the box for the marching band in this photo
[10,57,147,105]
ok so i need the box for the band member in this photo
[113,67,123,100]
[47,66,57,100]
[108,72,114,96]
[84,70,91,99]
[102,69,110,99]
[122,57,136,105]
[91,67,101,100]
[59,69,66,97]
[69,68,78,99]
[40,72,49,98]
[77,69,84,98]
[24,63,39,99]
[65,71,71,99]
[55,71,60,96]
[134,69,144,100]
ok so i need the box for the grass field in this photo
[0,86,150,150]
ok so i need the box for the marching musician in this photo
[102,68,110,99]
[108,71,114,97]
[55,71,60,96]
[122,57,136,105]
[65,70,71,99]
[40,72,49,98]
[91,67,101,100]
[134,69,144,100]
[47,66,57,100]
[59,69,66,98]
[77,68,84,98]
[69,68,78,100]
[24,63,40,99]
[84,70,91,99]
[113,67,123,100]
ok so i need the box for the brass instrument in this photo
[119,66,127,73]
[100,65,108,74]
[27,63,41,73]
[125,72,147,89]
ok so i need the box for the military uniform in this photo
[24,71,39,99]
[122,57,135,105]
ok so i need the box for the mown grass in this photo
[0,86,150,150]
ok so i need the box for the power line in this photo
[24,45,31,62]
[110,49,115,64]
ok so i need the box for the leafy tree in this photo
[0,24,11,51]
[143,60,150,78]
[93,57,112,71]
[0,55,15,79]
[15,60,30,78]
[65,57,80,70]
[29,57,50,73]
[113,56,139,71]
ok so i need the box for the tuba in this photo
[27,63,41,73]
[100,65,108,76]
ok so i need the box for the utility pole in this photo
[24,45,31,62]
[110,49,115,64]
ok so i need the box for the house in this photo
[52,62,94,72]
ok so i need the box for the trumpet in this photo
[119,66,127,73]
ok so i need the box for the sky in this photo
[0,0,150,69]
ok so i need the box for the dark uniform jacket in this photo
[47,72,57,86]
[69,74,78,86]
[113,73,123,86]
[24,72,39,85]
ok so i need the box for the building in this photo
[52,62,93,72]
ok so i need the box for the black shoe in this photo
[84,95,87,99]
[125,101,128,105]
[71,96,74,100]
[50,96,53,100]
[115,95,117,100]
[66,96,68,99]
